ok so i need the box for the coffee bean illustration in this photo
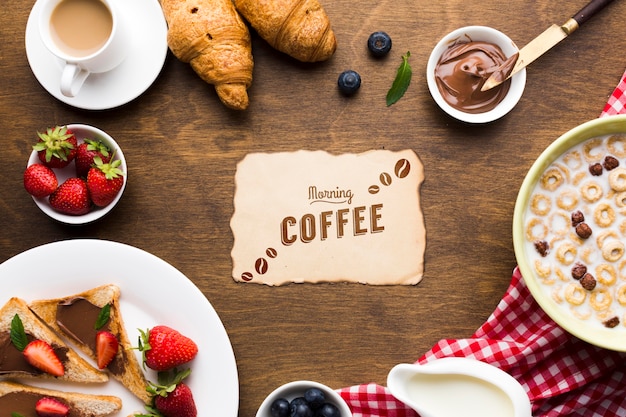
[368,185,380,194]
[266,247,278,258]
[255,257,269,275]
[394,159,411,178]
[380,172,392,186]
[241,272,253,281]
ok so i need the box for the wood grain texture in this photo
[1,0,626,415]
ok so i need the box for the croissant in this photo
[160,0,254,110]
[234,0,337,62]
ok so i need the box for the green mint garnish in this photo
[386,51,412,106]
[95,304,111,330]
[10,314,28,352]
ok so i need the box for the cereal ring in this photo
[581,181,603,203]
[556,242,577,265]
[615,191,626,209]
[552,285,563,303]
[533,259,552,279]
[550,211,571,237]
[526,218,548,242]
[594,203,615,227]
[556,189,579,211]
[572,171,587,186]
[581,246,600,265]
[556,268,569,282]
[530,194,552,216]
[602,240,625,262]
[541,168,564,191]
[590,288,612,311]
[596,264,617,286]
[596,230,618,248]
[582,137,604,162]
[609,167,626,192]
[607,134,626,158]
[563,150,583,170]
[618,259,626,281]
[617,284,626,306]
[565,283,586,305]
[571,306,592,320]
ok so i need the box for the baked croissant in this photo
[234,0,336,62]
[161,0,254,110]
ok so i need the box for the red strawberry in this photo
[154,382,197,417]
[75,139,112,178]
[86,156,124,207]
[49,177,91,215]
[24,163,58,198]
[23,340,65,377]
[138,325,198,371]
[35,397,70,417]
[146,369,197,417]
[33,126,77,169]
[96,330,119,369]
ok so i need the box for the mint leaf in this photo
[386,51,412,106]
[95,304,111,330]
[10,314,28,351]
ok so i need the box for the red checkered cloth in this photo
[337,70,626,416]
[601,69,626,117]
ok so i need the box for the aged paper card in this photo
[230,149,425,285]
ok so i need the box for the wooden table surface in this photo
[2,0,626,415]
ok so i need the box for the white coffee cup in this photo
[38,0,128,97]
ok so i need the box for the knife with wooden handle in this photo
[481,0,617,92]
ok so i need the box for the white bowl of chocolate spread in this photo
[427,26,526,124]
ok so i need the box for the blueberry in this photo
[337,70,361,95]
[290,402,314,417]
[367,31,392,57]
[270,398,290,417]
[304,388,326,409]
[315,403,341,417]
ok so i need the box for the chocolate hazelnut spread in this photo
[0,392,71,417]
[434,40,512,114]
[56,298,125,375]
[0,332,68,375]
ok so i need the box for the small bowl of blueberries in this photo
[256,380,352,417]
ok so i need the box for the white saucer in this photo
[25,0,168,110]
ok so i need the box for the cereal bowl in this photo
[513,115,626,351]
[27,123,127,225]
[255,380,352,417]
[427,26,526,124]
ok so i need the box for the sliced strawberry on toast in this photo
[29,284,150,403]
[0,297,107,383]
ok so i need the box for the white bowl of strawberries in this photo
[24,124,127,224]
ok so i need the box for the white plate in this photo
[25,0,168,110]
[0,239,239,417]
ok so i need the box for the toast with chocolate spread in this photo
[0,380,122,416]
[29,284,150,404]
[0,297,107,383]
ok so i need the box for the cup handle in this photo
[60,63,90,97]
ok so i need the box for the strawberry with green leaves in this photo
[49,177,91,215]
[75,138,112,178]
[86,155,124,207]
[138,326,198,371]
[140,369,197,417]
[33,126,77,169]
[23,163,58,198]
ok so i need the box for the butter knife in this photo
[481,0,616,92]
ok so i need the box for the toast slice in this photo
[0,380,122,416]
[0,297,107,383]
[29,284,150,403]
